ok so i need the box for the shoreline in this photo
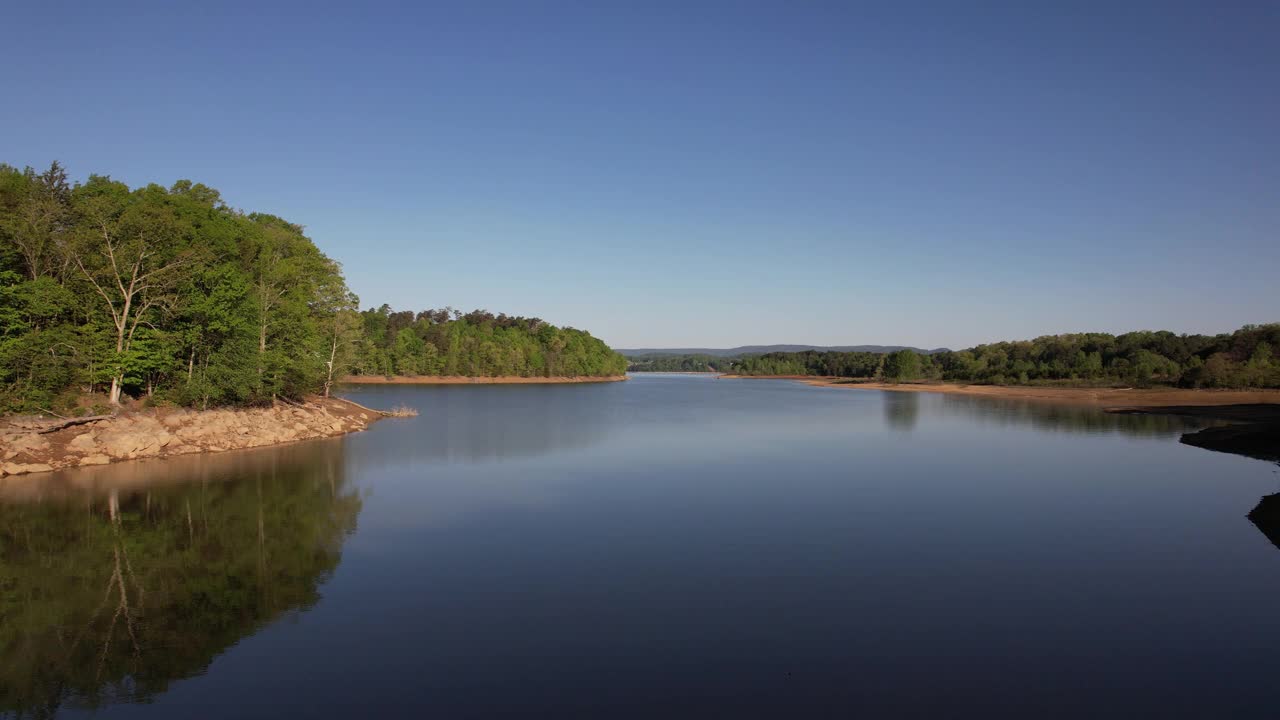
[0,397,386,478]
[728,376,1280,463]
[340,375,627,385]
[719,375,1280,408]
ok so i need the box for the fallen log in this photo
[35,414,115,434]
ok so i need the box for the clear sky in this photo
[5,1,1276,349]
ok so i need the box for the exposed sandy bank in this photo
[0,397,384,478]
[340,375,627,385]
[721,376,1280,408]
[734,376,1280,462]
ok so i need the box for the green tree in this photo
[882,349,922,382]
[69,178,195,405]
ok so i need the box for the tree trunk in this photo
[323,333,339,398]
[258,320,267,379]
[109,296,131,406]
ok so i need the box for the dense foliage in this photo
[0,162,357,412]
[0,162,624,413]
[726,325,1280,388]
[731,350,885,378]
[349,306,626,379]
[626,353,730,372]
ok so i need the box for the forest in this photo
[0,162,624,414]
[625,353,732,373]
[348,306,626,379]
[726,325,1280,388]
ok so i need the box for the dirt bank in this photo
[0,397,384,477]
[749,376,1280,463]
[340,375,627,385]
[722,376,1280,408]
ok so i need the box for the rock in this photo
[68,433,98,452]
[79,455,110,466]
[1,462,53,475]
[10,433,49,454]
[177,426,207,441]
[98,430,160,458]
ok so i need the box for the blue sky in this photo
[5,1,1277,349]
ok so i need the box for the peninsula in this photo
[0,162,628,473]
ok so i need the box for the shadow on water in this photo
[0,441,361,717]
[1248,491,1280,552]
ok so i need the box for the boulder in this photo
[68,433,98,452]
[98,430,159,458]
[9,433,49,454]
[1,462,53,475]
[79,455,110,466]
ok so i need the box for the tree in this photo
[0,162,71,280]
[69,179,193,405]
[882,349,921,382]
[313,271,361,397]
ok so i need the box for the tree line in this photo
[349,306,626,379]
[625,353,732,373]
[651,325,1280,388]
[0,162,624,414]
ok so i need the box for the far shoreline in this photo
[718,374,1280,462]
[717,375,1280,408]
[340,375,627,385]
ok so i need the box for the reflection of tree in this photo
[0,442,360,717]
[883,392,919,431]
[934,394,1207,438]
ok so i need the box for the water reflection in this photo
[339,384,620,466]
[883,392,919,431]
[0,442,360,716]
[932,393,1209,438]
[2,377,1276,718]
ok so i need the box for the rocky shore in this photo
[340,374,627,385]
[0,397,383,477]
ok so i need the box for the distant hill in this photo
[618,344,949,358]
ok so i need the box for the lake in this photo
[3,374,1279,718]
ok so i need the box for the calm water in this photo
[3,375,1279,718]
